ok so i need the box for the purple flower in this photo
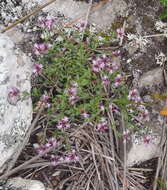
[40,94,50,108]
[34,43,49,55]
[114,74,123,87]
[65,150,79,163]
[33,64,43,75]
[116,28,124,38]
[128,89,142,103]
[112,50,121,57]
[143,136,152,144]
[138,109,150,122]
[92,58,105,72]
[66,82,78,105]
[109,103,119,114]
[7,87,20,105]
[57,116,71,130]
[33,143,48,156]
[50,155,62,166]
[123,130,130,143]
[81,111,89,118]
[102,75,110,86]
[97,118,108,132]
[99,102,105,111]
[75,20,85,31]
[38,16,56,29]
[46,138,57,148]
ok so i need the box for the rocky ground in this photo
[0,0,167,190]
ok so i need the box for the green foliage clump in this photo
[160,0,167,19]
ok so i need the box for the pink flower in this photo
[116,28,124,38]
[33,143,48,156]
[33,64,43,75]
[67,82,78,105]
[128,89,142,103]
[99,102,105,111]
[97,118,108,132]
[38,16,56,29]
[65,150,79,163]
[50,155,62,166]
[143,136,152,144]
[75,20,85,31]
[114,74,123,87]
[138,109,150,122]
[34,43,49,55]
[92,57,106,72]
[109,103,119,114]
[57,116,71,130]
[123,130,130,143]
[7,87,20,105]
[81,111,89,118]
[40,94,50,108]
[46,138,57,147]
[102,75,110,86]
[8,87,20,97]
[112,50,121,57]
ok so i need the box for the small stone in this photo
[6,177,45,190]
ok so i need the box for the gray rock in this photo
[138,67,164,92]
[6,177,45,190]
[0,34,32,172]
[22,0,128,30]
[127,139,160,166]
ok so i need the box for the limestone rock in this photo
[6,177,45,190]
[127,138,160,166]
[22,0,128,30]
[0,34,32,172]
[138,67,164,92]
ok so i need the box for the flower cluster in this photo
[7,87,20,105]
[51,149,79,166]
[128,89,141,103]
[38,15,56,30]
[75,20,85,31]
[40,94,51,108]
[81,111,89,119]
[33,137,58,156]
[66,82,78,105]
[101,75,110,86]
[32,64,43,75]
[114,74,123,87]
[97,118,108,132]
[112,50,121,57]
[34,140,79,166]
[128,89,150,122]
[137,105,150,122]
[116,28,125,39]
[123,129,130,143]
[57,116,71,130]
[143,135,152,144]
[109,103,119,114]
[34,43,49,55]
[92,55,119,74]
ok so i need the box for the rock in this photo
[22,0,127,30]
[6,177,45,190]
[0,34,32,172]
[127,140,160,166]
[138,67,164,92]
